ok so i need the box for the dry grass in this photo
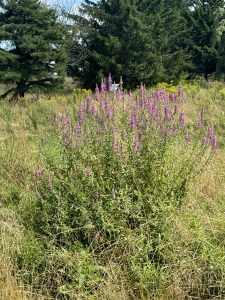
[0,209,33,300]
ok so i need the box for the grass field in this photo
[0,78,225,299]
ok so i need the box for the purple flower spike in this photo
[211,135,217,152]
[207,125,213,139]
[202,137,207,145]
[95,85,100,101]
[170,93,176,101]
[174,103,179,115]
[185,133,190,143]
[101,80,107,94]
[179,112,185,126]
[108,74,112,86]
[120,76,123,90]
[178,85,183,98]
[98,126,103,134]
[130,115,136,130]
[35,191,41,199]
[35,169,42,178]
[164,105,170,121]
[85,94,91,111]
[78,107,83,123]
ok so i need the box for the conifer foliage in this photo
[70,0,191,90]
[0,0,69,100]
[185,0,224,80]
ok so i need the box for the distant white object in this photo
[110,83,119,92]
[49,61,55,68]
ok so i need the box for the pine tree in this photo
[75,0,152,89]
[212,6,225,79]
[0,0,69,100]
[71,0,190,89]
[140,0,191,84]
[185,0,224,80]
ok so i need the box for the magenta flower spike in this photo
[174,103,179,115]
[119,76,123,92]
[35,169,42,178]
[202,137,207,145]
[185,133,190,143]
[207,125,213,140]
[108,73,112,87]
[211,135,217,152]
[116,88,121,100]
[87,169,91,177]
[101,79,107,94]
[95,84,100,101]
[170,93,176,101]
[179,112,185,126]
[91,105,97,117]
[129,90,132,98]
[85,94,91,112]
[78,107,83,123]
[130,115,136,130]
[178,85,183,98]
[164,105,170,121]
[35,191,41,199]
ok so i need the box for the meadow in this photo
[0,77,225,300]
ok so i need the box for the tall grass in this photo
[0,78,225,299]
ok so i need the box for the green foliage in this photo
[70,0,190,89]
[185,0,224,79]
[211,7,225,79]
[0,0,69,100]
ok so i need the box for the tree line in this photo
[1,0,225,99]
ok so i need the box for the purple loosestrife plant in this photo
[33,79,218,255]
[174,103,179,115]
[164,105,170,121]
[211,135,217,152]
[95,84,100,101]
[179,112,185,126]
[61,114,74,149]
[35,169,42,179]
[85,94,91,112]
[119,76,123,91]
[202,137,208,145]
[87,169,91,177]
[35,191,41,199]
[108,74,112,87]
[185,133,190,143]
[78,107,84,124]
[101,80,107,95]
[170,93,176,101]
[178,85,183,98]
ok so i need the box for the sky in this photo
[43,0,97,6]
